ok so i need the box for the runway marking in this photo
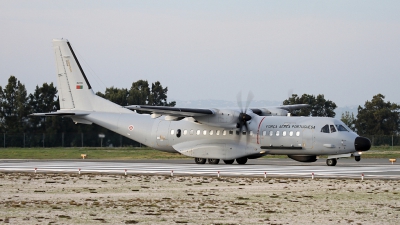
[0,160,399,179]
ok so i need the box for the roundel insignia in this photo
[128,125,134,131]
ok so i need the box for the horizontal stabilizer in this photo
[30,111,90,117]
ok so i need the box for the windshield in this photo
[335,124,349,132]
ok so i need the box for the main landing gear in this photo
[194,158,247,165]
[326,158,337,166]
[194,158,206,164]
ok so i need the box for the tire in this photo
[326,158,337,166]
[208,159,220,164]
[223,159,234,164]
[194,158,206,164]
[236,157,248,165]
[355,156,361,162]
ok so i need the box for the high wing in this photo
[126,104,309,117]
[276,104,309,111]
[125,105,214,117]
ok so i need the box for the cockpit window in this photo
[335,124,349,132]
[330,125,336,133]
[321,125,330,133]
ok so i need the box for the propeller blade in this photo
[237,91,243,113]
[236,91,254,144]
[244,91,254,112]
[244,122,251,143]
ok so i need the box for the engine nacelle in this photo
[194,109,239,129]
[288,155,318,163]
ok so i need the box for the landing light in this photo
[358,152,363,155]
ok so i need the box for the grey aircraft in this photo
[31,39,371,166]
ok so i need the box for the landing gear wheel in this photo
[223,159,234,164]
[355,156,361,162]
[208,159,220,164]
[326,158,337,166]
[194,158,206,164]
[236,157,248,165]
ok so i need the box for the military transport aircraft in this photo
[31,39,371,166]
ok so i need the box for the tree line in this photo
[0,76,175,147]
[0,75,399,147]
[283,93,400,145]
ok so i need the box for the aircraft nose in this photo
[354,136,371,151]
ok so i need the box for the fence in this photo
[364,135,400,147]
[0,133,398,148]
[0,132,140,148]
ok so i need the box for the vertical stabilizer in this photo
[53,39,94,110]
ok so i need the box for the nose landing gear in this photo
[355,156,361,162]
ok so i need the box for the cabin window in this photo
[336,124,349,132]
[282,131,287,136]
[330,125,337,133]
[203,130,207,135]
[269,131,273,136]
[321,125,330,133]
[276,131,280,136]
[236,130,240,135]
[296,131,300,136]
[176,129,181,138]
[223,130,227,135]
[262,131,266,136]
[209,130,214,135]
[183,130,188,135]
[229,130,234,135]
[242,130,247,135]
[170,130,175,135]
[190,129,194,135]
[216,130,220,135]
[196,130,201,135]
[289,131,293,136]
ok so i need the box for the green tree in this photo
[283,94,337,117]
[341,111,356,131]
[28,82,62,146]
[127,80,151,105]
[149,81,176,106]
[355,94,400,135]
[96,86,129,106]
[0,76,29,133]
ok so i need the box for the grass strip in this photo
[0,146,398,160]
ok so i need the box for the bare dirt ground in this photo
[0,172,399,225]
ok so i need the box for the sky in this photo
[1,0,400,107]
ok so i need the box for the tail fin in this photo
[53,39,94,110]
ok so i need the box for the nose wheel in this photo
[326,158,337,166]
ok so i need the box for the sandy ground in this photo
[0,172,399,225]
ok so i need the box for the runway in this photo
[0,158,399,179]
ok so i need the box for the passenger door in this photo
[156,120,171,147]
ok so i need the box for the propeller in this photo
[236,91,254,143]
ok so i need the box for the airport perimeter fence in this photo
[0,132,140,148]
[0,132,399,148]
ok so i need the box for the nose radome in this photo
[354,137,371,151]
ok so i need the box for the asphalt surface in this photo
[0,158,399,179]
